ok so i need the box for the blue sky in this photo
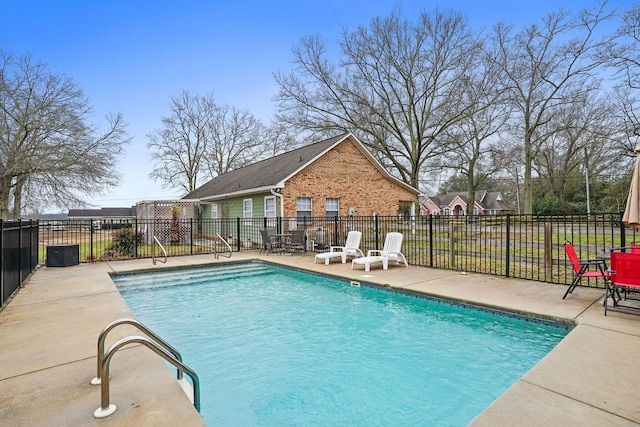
[1,0,632,211]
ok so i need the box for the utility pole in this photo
[584,148,591,214]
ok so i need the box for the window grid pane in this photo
[243,199,253,223]
[265,197,276,218]
[297,197,312,218]
[326,198,339,217]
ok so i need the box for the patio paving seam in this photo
[0,354,95,382]
[7,290,121,308]
[517,378,640,425]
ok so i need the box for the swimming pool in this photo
[113,262,569,426]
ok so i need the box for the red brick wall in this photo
[280,137,417,216]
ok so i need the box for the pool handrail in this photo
[93,334,200,418]
[215,233,232,259]
[91,318,184,385]
[152,235,167,265]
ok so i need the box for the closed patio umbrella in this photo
[623,145,640,231]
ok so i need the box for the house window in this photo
[211,203,218,219]
[326,198,339,218]
[473,207,478,216]
[444,208,450,216]
[264,196,276,218]
[399,201,412,219]
[243,199,253,224]
[264,196,277,228]
[296,197,312,220]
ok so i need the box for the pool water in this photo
[113,262,569,426]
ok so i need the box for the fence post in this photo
[90,218,94,262]
[28,220,34,271]
[620,211,627,248]
[449,221,455,268]
[190,218,194,255]
[544,222,552,277]
[505,214,511,278]
[428,215,433,267]
[135,217,139,259]
[236,218,241,252]
[0,219,3,305]
[18,218,24,284]
[374,215,379,249]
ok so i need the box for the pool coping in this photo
[1,252,639,426]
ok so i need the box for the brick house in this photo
[184,132,421,221]
[421,191,516,216]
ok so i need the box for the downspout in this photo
[271,187,284,218]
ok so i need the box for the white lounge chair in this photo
[314,231,363,265]
[351,232,408,272]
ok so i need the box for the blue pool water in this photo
[113,262,569,426]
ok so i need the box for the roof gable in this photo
[184,134,346,200]
[422,191,515,211]
[184,132,420,200]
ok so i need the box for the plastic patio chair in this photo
[351,232,408,272]
[314,230,364,265]
[562,241,610,299]
[605,251,640,315]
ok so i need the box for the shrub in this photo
[109,228,143,258]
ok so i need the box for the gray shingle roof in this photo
[184,133,354,200]
[426,191,515,211]
[68,207,135,218]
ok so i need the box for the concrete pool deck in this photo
[1,252,639,426]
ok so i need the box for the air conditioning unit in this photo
[46,244,79,267]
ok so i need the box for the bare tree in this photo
[205,105,268,177]
[439,44,511,215]
[611,5,640,146]
[274,7,482,190]
[533,91,622,208]
[614,4,640,91]
[490,2,616,213]
[0,52,130,219]
[262,121,302,157]
[148,91,269,194]
[148,90,216,194]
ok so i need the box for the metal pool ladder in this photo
[215,233,232,259]
[91,318,200,418]
[152,235,167,265]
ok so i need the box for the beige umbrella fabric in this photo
[623,144,640,232]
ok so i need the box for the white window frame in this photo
[243,199,253,224]
[296,197,312,220]
[211,203,219,219]
[326,198,339,218]
[264,196,276,218]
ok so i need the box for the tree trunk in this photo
[0,178,12,220]
[12,176,25,219]
[466,159,476,216]
[523,131,533,215]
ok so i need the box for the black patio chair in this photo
[260,229,282,255]
[286,229,307,254]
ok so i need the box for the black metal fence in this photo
[1,220,39,307]
[33,213,632,290]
